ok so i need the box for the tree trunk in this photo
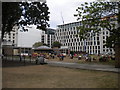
[115,43,120,68]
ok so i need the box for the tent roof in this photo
[33,46,52,50]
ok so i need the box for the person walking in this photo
[61,54,64,60]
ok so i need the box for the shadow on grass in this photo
[2,60,47,68]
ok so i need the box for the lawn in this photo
[49,56,116,66]
[4,55,116,66]
[2,61,118,88]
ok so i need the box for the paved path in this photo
[3,57,120,73]
[47,61,120,73]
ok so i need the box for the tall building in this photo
[41,28,55,47]
[55,20,115,55]
[3,25,55,48]
[3,25,18,46]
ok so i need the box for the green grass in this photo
[3,64,118,88]
[78,59,115,66]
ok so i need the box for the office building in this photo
[41,28,55,47]
[3,25,55,48]
[55,19,115,55]
[3,25,18,46]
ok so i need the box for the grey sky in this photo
[18,25,42,47]
[47,0,95,29]
[18,0,95,47]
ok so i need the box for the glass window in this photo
[88,46,89,49]
[98,50,100,54]
[103,36,105,39]
[106,31,108,34]
[91,42,92,45]
[13,40,15,43]
[97,37,99,40]
[81,42,83,45]
[103,31,105,35]
[98,46,100,49]
[94,41,96,45]
[97,41,100,45]
[103,40,106,43]
[95,46,97,49]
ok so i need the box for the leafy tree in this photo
[2,2,22,39]
[2,2,50,40]
[52,41,62,48]
[74,2,120,68]
[32,42,43,48]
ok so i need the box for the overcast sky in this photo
[18,0,95,47]
[18,25,42,47]
[47,0,95,29]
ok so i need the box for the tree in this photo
[52,41,62,48]
[2,2,50,40]
[32,42,43,48]
[2,2,22,39]
[32,42,48,48]
[74,2,120,68]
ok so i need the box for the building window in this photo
[74,38,76,42]
[96,50,97,54]
[91,42,92,45]
[81,42,83,45]
[97,41,100,45]
[94,41,96,45]
[98,46,100,49]
[106,49,109,52]
[95,46,97,49]
[73,27,76,30]
[97,37,99,40]
[103,36,105,39]
[88,46,89,49]
[13,40,15,43]
[103,40,106,43]
[103,45,106,48]
[98,50,100,54]
[106,31,108,34]
[103,31,105,35]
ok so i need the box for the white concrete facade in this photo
[41,28,55,47]
[3,25,55,48]
[55,21,115,55]
[3,25,18,46]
